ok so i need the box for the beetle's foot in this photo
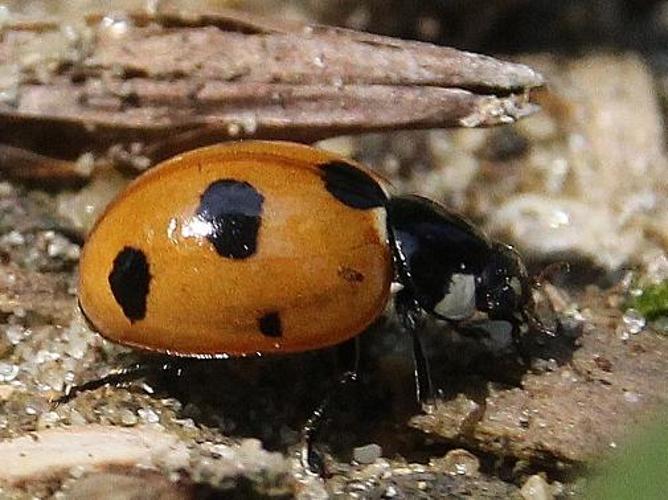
[52,361,177,406]
[300,441,329,477]
[53,365,140,406]
[299,370,359,477]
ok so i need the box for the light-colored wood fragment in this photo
[0,9,543,180]
[0,425,189,485]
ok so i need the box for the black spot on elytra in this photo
[196,179,264,259]
[259,311,282,337]
[319,161,386,210]
[108,247,151,323]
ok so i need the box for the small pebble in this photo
[622,309,646,334]
[209,443,234,460]
[227,122,241,137]
[38,411,60,429]
[520,474,554,500]
[353,443,382,464]
[46,234,80,260]
[654,316,668,335]
[137,408,160,424]
[623,391,640,403]
[119,409,138,426]
[5,325,28,345]
[431,448,480,476]
[0,362,18,382]
[0,181,13,196]
[558,315,584,338]
[68,409,87,426]
[2,230,25,246]
[74,152,96,176]
[384,485,398,498]
[69,465,87,479]
[0,385,14,400]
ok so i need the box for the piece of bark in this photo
[0,425,189,486]
[0,9,543,180]
[0,144,90,185]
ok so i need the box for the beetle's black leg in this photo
[511,321,530,364]
[54,360,180,405]
[301,337,360,475]
[336,332,361,373]
[387,221,434,404]
[412,326,433,403]
[395,287,433,403]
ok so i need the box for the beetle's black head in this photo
[477,242,532,324]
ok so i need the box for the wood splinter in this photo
[0,9,544,182]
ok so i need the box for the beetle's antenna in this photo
[525,261,569,337]
[533,261,570,289]
[524,308,555,337]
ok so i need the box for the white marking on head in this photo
[433,273,476,320]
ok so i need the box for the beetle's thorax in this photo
[387,195,530,324]
[387,195,488,321]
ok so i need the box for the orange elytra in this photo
[78,141,393,357]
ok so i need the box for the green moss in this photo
[628,280,668,321]
[584,412,668,500]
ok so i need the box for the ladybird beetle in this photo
[76,140,541,470]
[79,141,536,358]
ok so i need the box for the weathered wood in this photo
[0,9,543,179]
[0,144,88,185]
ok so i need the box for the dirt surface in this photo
[0,1,667,499]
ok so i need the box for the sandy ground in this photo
[0,1,667,498]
